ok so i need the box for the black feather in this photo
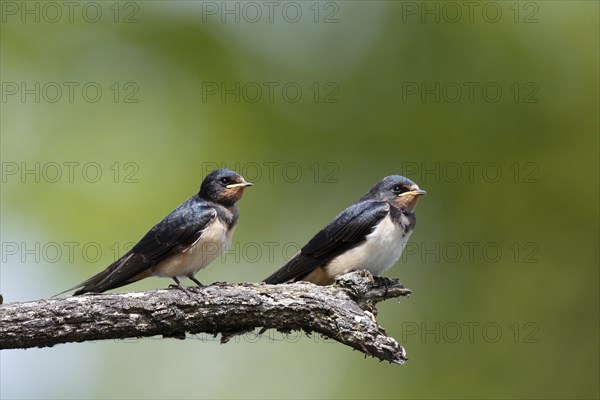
[263,201,389,284]
[69,197,217,295]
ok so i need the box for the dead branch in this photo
[0,271,411,364]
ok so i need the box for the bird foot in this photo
[168,284,197,298]
[187,276,205,288]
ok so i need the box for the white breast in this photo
[325,214,412,277]
[151,217,234,278]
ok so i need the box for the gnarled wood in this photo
[0,271,411,364]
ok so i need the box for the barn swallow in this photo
[60,169,252,295]
[263,175,425,285]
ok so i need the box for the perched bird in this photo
[61,169,253,295]
[264,175,425,285]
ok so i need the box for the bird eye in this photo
[220,177,229,185]
[393,185,404,193]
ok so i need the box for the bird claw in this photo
[168,284,196,297]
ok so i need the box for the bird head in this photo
[199,169,253,205]
[363,175,426,211]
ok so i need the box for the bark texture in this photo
[0,271,411,364]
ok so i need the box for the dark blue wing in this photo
[71,197,216,294]
[263,200,389,284]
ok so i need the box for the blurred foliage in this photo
[1,1,598,399]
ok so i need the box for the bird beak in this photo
[398,189,426,197]
[226,181,253,189]
[396,188,425,211]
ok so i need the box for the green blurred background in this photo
[1,1,598,399]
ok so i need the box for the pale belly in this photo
[325,215,411,277]
[151,219,234,278]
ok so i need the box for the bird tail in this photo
[53,253,135,297]
[263,254,314,284]
[52,268,114,297]
[263,270,286,284]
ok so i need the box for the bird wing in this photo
[66,199,217,295]
[263,200,389,284]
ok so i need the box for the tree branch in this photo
[0,271,411,364]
